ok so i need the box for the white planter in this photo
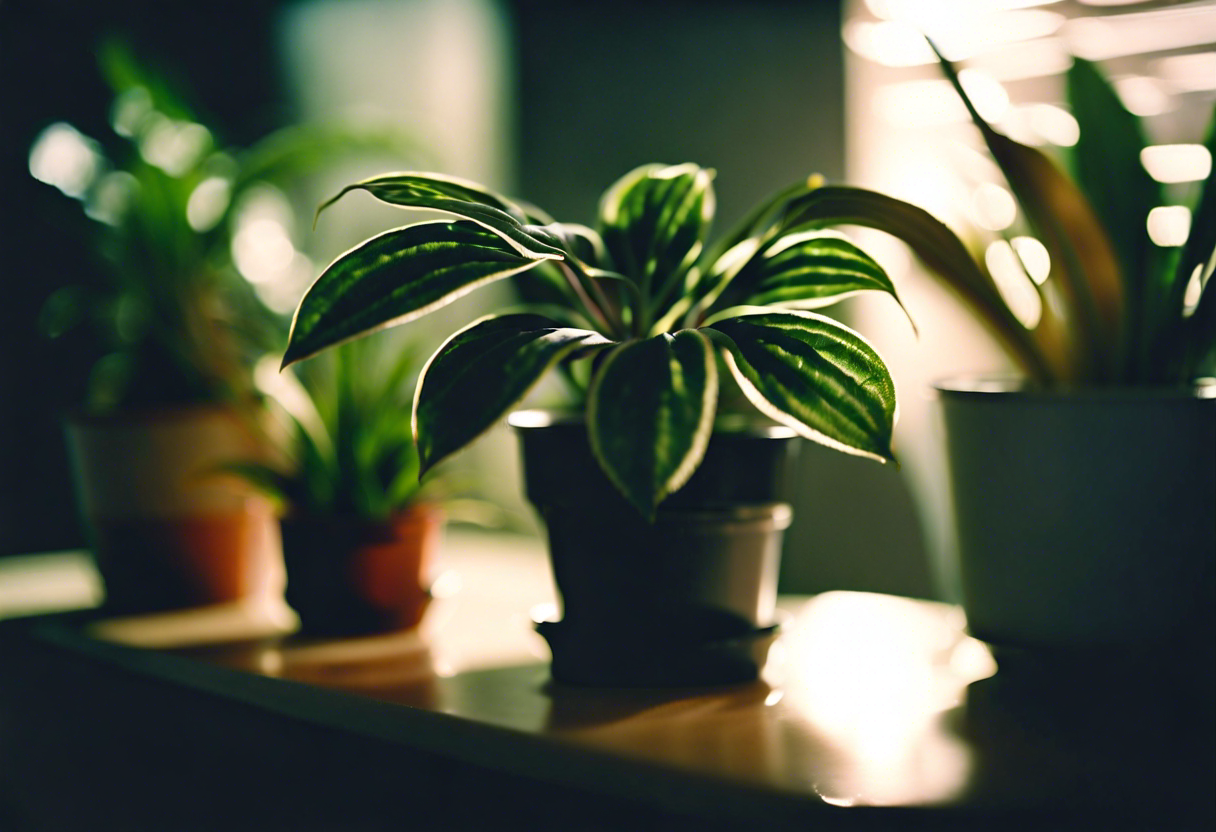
[66,406,283,613]
[936,378,1216,651]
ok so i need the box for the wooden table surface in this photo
[0,530,1211,830]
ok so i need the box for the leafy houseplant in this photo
[231,338,444,637]
[834,49,1216,652]
[282,163,912,683]
[37,41,421,613]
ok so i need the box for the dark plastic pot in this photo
[936,377,1216,653]
[281,503,442,638]
[510,410,799,687]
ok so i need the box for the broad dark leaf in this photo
[597,163,714,292]
[709,311,896,463]
[587,330,718,518]
[283,221,561,367]
[414,314,612,473]
[705,231,911,323]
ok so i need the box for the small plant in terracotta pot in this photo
[233,337,446,637]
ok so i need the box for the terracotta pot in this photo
[65,406,282,614]
[280,504,443,637]
[936,377,1216,653]
[510,410,799,687]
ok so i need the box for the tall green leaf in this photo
[1068,57,1159,320]
[1172,103,1216,378]
[586,330,718,518]
[283,221,561,367]
[708,311,897,463]
[413,314,613,474]
[934,45,1124,380]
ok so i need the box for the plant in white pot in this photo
[281,163,913,685]
[229,338,449,638]
[830,50,1216,654]
[34,42,422,613]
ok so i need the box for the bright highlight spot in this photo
[187,177,233,232]
[986,240,1043,328]
[843,20,935,67]
[970,182,1017,230]
[1113,76,1173,117]
[959,69,1010,122]
[29,122,102,198]
[85,171,139,226]
[1147,206,1191,247]
[1140,145,1212,184]
[110,86,154,137]
[1154,52,1216,93]
[1010,236,1050,284]
[1027,103,1079,147]
[139,116,212,177]
[1182,263,1206,317]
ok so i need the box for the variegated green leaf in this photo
[778,185,1056,385]
[317,172,565,260]
[705,231,911,323]
[283,220,561,367]
[708,311,896,463]
[586,330,718,518]
[319,170,531,222]
[413,314,613,473]
[598,163,715,292]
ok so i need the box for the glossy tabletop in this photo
[1,530,1212,830]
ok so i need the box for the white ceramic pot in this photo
[66,405,283,613]
[936,378,1216,652]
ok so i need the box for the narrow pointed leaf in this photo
[586,330,718,518]
[283,221,561,367]
[598,163,715,290]
[1173,103,1216,377]
[413,314,613,473]
[934,44,1124,379]
[706,230,913,325]
[708,311,896,463]
[779,185,1056,384]
[1068,57,1159,305]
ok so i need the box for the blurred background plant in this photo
[925,49,1215,387]
[29,39,426,412]
[234,337,438,520]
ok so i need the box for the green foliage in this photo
[285,164,912,518]
[32,40,424,411]
[921,46,1216,386]
[230,337,429,519]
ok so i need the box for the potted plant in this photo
[227,337,446,638]
[34,42,423,614]
[278,162,913,685]
[804,49,1215,653]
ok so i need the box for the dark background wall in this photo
[0,0,933,597]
